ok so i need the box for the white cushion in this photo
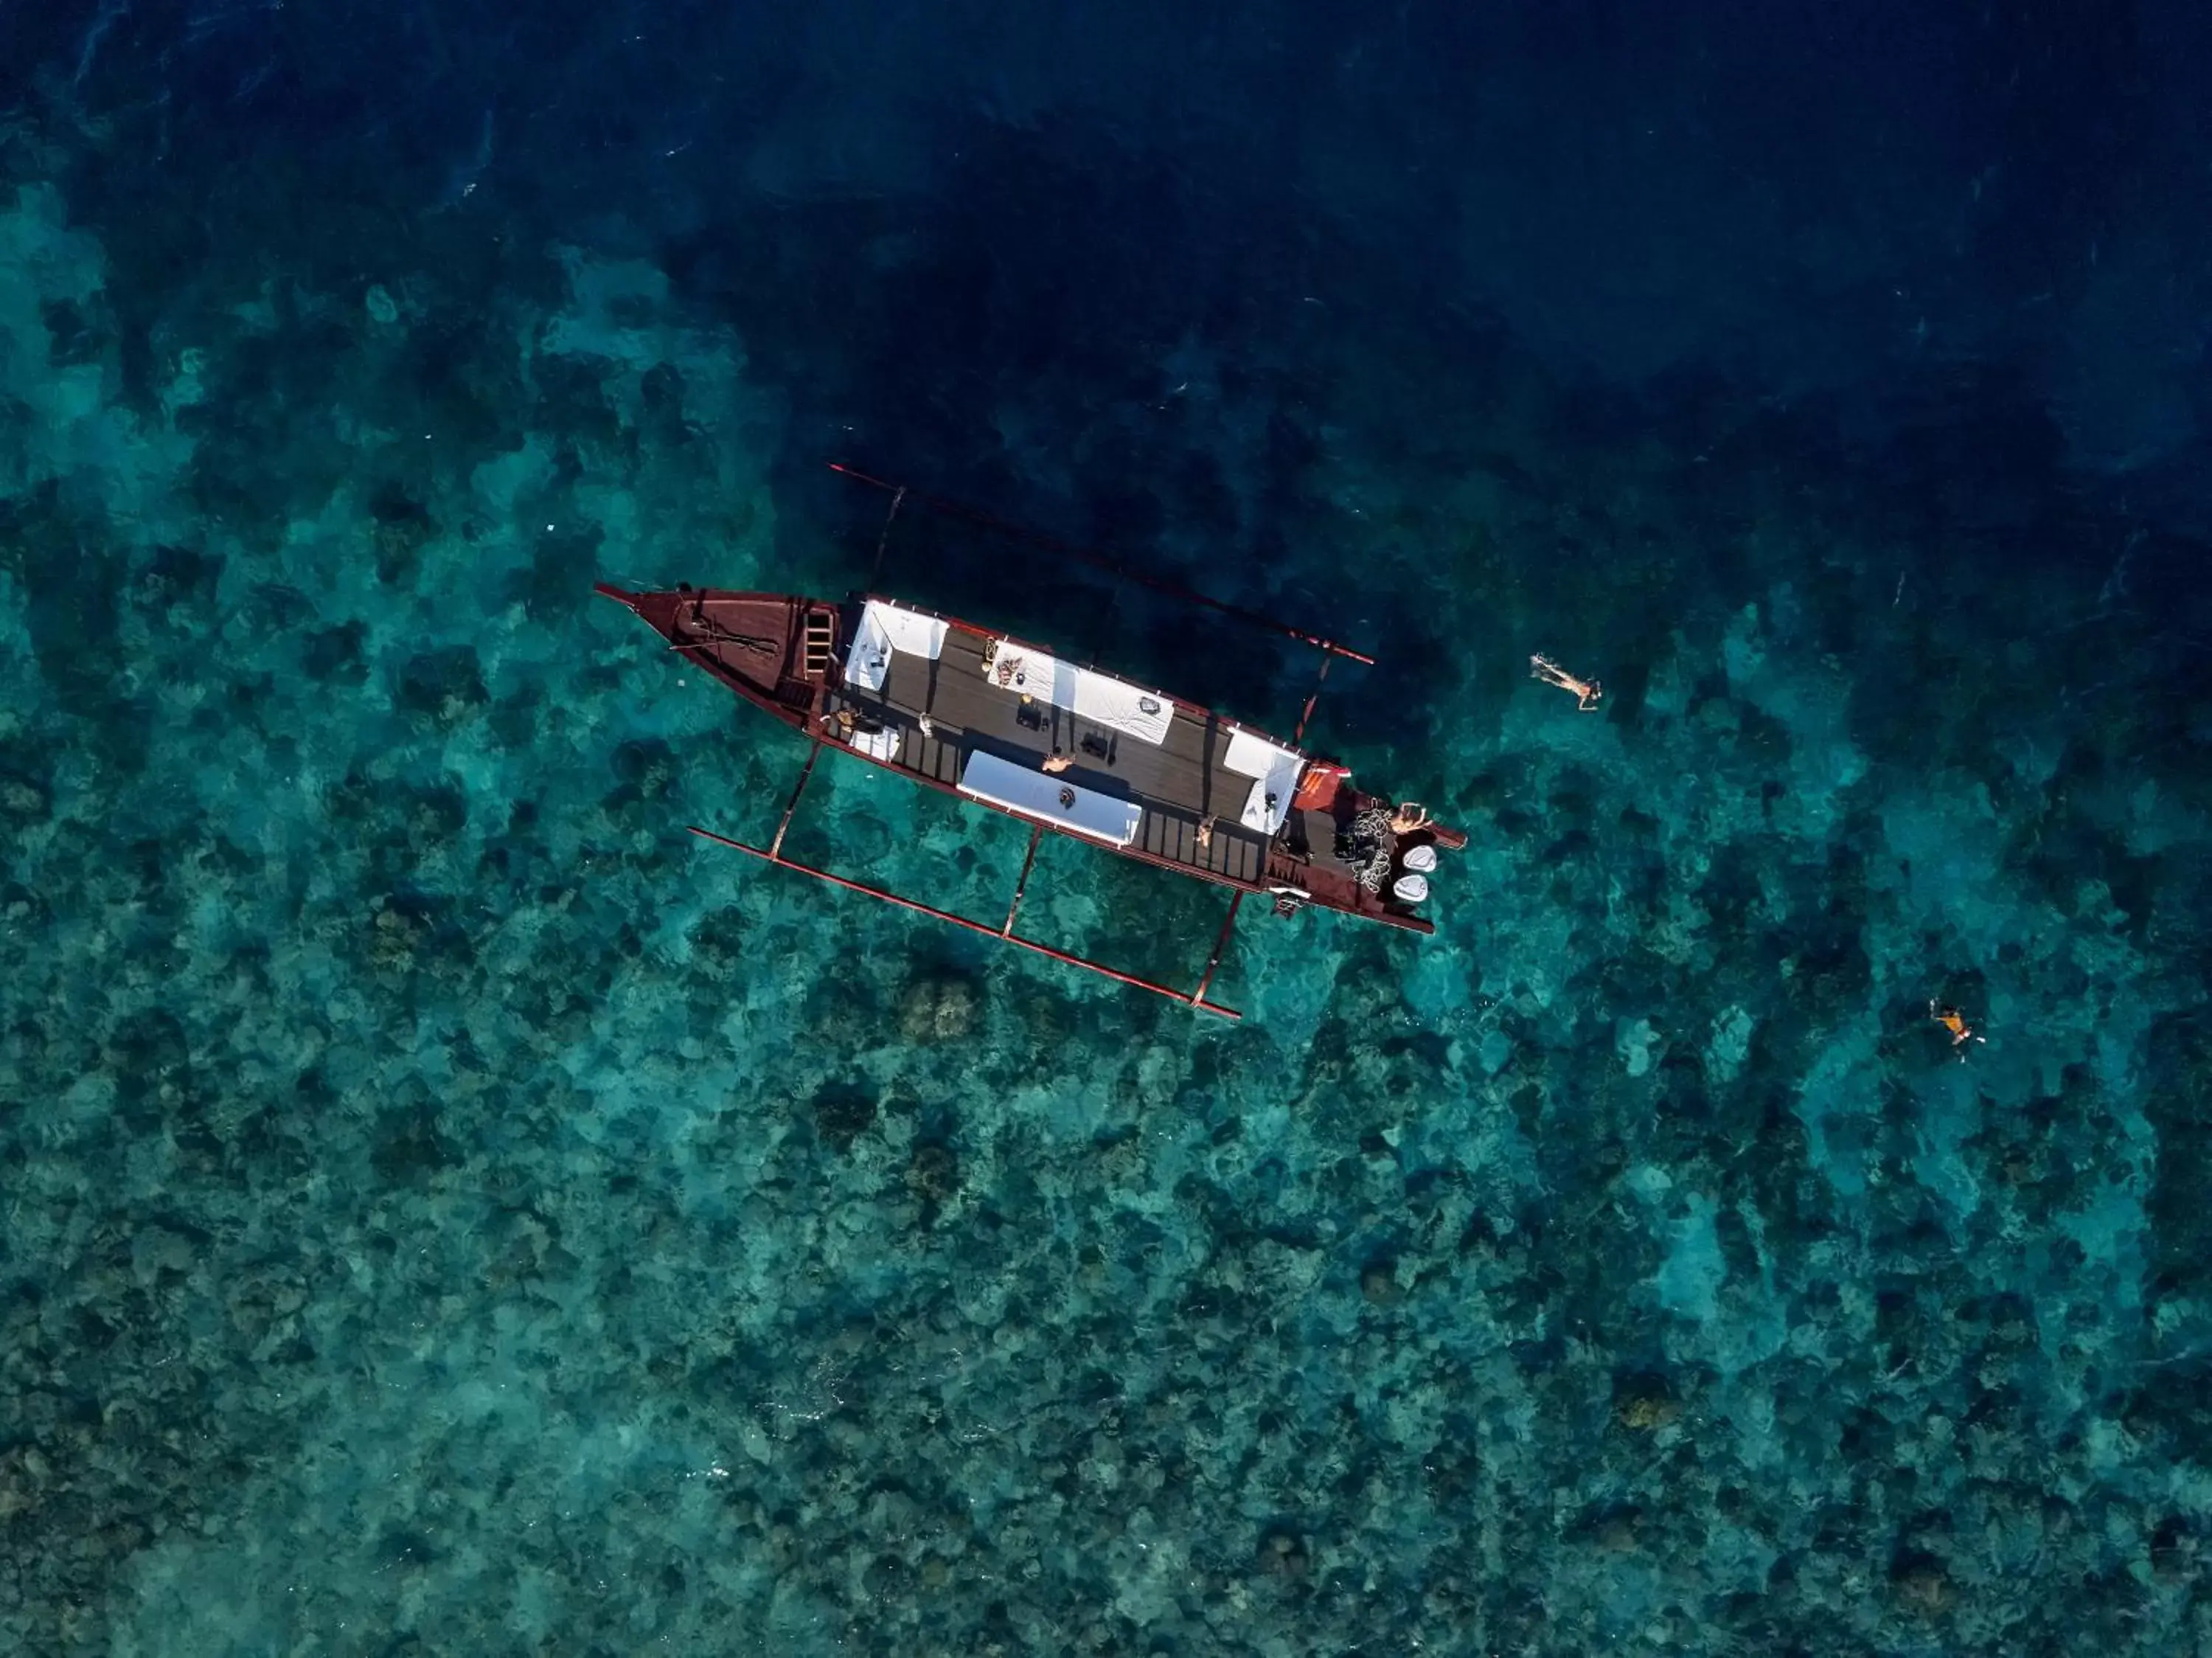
[959,749,1143,847]
[846,600,948,693]
[981,642,1172,746]
[849,724,901,761]
[1222,727,1304,833]
[1071,667,1172,745]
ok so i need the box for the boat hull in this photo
[596,583,1446,932]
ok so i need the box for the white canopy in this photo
[846,600,949,693]
[1223,726,1305,834]
[980,642,1173,746]
[959,749,1144,847]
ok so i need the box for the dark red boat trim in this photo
[688,825,1243,1020]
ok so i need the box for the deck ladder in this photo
[802,610,835,676]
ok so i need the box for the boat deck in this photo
[830,623,1282,884]
[593,580,1441,940]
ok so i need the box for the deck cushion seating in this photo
[848,723,902,761]
[847,600,949,693]
[980,642,1173,746]
[1222,727,1306,834]
[1071,666,1173,745]
[959,749,1144,847]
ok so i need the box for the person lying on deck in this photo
[1342,802,1432,893]
[829,707,886,739]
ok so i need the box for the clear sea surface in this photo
[4,2,2212,1654]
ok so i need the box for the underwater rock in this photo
[1360,1258,1405,1307]
[610,737,678,802]
[0,1443,50,1521]
[1890,1551,1952,1614]
[0,766,50,824]
[394,647,488,725]
[364,283,400,325]
[1614,1373,1683,1431]
[687,905,749,982]
[1256,1529,1309,1579]
[2149,1516,2198,1585]
[1591,1504,1644,1553]
[226,1271,307,1337]
[900,971,980,1043]
[368,482,434,584]
[370,1100,461,1184]
[907,1141,959,1205]
[367,903,428,973]
[810,1083,877,1151]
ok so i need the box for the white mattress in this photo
[1071,667,1172,745]
[846,600,949,693]
[847,724,902,762]
[959,749,1144,847]
[980,642,1172,746]
[1222,727,1305,834]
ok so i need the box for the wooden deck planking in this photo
[824,631,1275,884]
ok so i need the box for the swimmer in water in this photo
[1929,999,1985,1059]
[1531,653,1603,711]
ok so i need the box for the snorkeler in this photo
[1531,653,1603,711]
[1929,1000,1986,1059]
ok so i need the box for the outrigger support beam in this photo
[1192,890,1244,1008]
[830,463,1374,667]
[1293,652,1335,746]
[863,484,908,591]
[770,740,822,858]
[688,822,1244,1021]
[1004,824,1045,935]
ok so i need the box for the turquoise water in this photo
[9,4,2212,1653]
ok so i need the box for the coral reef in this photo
[4,8,2212,1654]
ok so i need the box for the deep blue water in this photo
[5,1,2212,1652]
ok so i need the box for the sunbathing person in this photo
[1531,653,1603,710]
[1341,800,1432,893]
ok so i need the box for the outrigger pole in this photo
[689,785,1244,1020]
[830,463,1374,669]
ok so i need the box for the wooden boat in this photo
[595,474,1463,1019]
